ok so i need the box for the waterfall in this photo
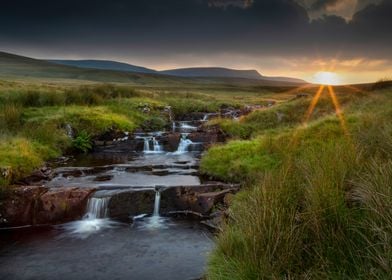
[152,137,162,152]
[65,124,74,138]
[172,122,176,132]
[153,190,161,217]
[83,197,110,220]
[202,114,209,121]
[180,122,197,130]
[175,134,193,154]
[143,137,151,152]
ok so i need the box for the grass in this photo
[1,75,391,278]
[204,86,392,279]
[0,79,286,185]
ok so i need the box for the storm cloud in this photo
[0,0,390,82]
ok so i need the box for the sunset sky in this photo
[0,0,391,84]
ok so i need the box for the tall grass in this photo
[352,160,392,278]
[0,104,23,131]
[206,88,392,279]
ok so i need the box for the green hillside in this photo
[0,51,307,88]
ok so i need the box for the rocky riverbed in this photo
[0,112,240,280]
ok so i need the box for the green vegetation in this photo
[203,85,392,279]
[0,79,291,186]
[0,83,165,185]
[1,70,391,278]
[72,131,92,153]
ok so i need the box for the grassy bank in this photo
[0,83,183,184]
[203,85,392,279]
[0,80,291,186]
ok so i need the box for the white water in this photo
[153,190,161,217]
[65,124,73,138]
[142,137,163,154]
[84,197,110,219]
[143,137,150,152]
[152,137,162,152]
[179,122,197,130]
[174,134,193,154]
[61,196,118,239]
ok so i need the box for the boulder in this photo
[161,184,239,215]
[108,189,156,220]
[35,187,95,224]
[104,184,239,219]
[0,185,48,227]
[166,132,181,150]
[16,167,53,186]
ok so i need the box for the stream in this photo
[0,117,220,280]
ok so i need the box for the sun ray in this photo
[327,85,349,136]
[303,85,324,124]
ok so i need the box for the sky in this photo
[0,0,391,84]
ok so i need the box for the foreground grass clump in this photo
[206,89,392,279]
[0,137,58,185]
[0,83,168,185]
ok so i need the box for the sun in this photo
[313,71,341,85]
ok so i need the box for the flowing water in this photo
[0,118,215,280]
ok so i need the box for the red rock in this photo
[0,185,48,227]
[35,187,96,224]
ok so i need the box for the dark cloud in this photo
[0,0,390,69]
[310,0,339,11]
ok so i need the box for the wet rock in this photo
[0,186,48,227]
[125,166,153,173]
[201,210,226,231]
[166,132,181,150]
[188,125,226,145]
[35,187,95,224]
[103,184,239,219]
[180,112,206,121]
[161,184,239,215]
[93,175,113,182]
[16,167,53,185]
[108,189,155,220]
[151,169,171,176]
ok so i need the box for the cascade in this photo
[175,134,193,154]
[83,197,110,220]
[143,137,151,152]
[153,190,161,217]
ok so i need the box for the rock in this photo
[35,187,95,224]
[0,186,48,227]
[188,126,226,145]
[103,184,239,219]
[201,210,226,231]
[166,132,181,150]
[16,169,52,185]
[93,175,113,182]
[161,184,239,215]
[108,189,155,220]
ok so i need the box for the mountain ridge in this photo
[0,51,307,85]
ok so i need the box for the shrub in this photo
[72,131,92,153]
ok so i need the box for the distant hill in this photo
[48,59,157,74]
[0,51,307,86]
[161,67,263,80]
[0,51,172,84]
[161,67,305,84]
